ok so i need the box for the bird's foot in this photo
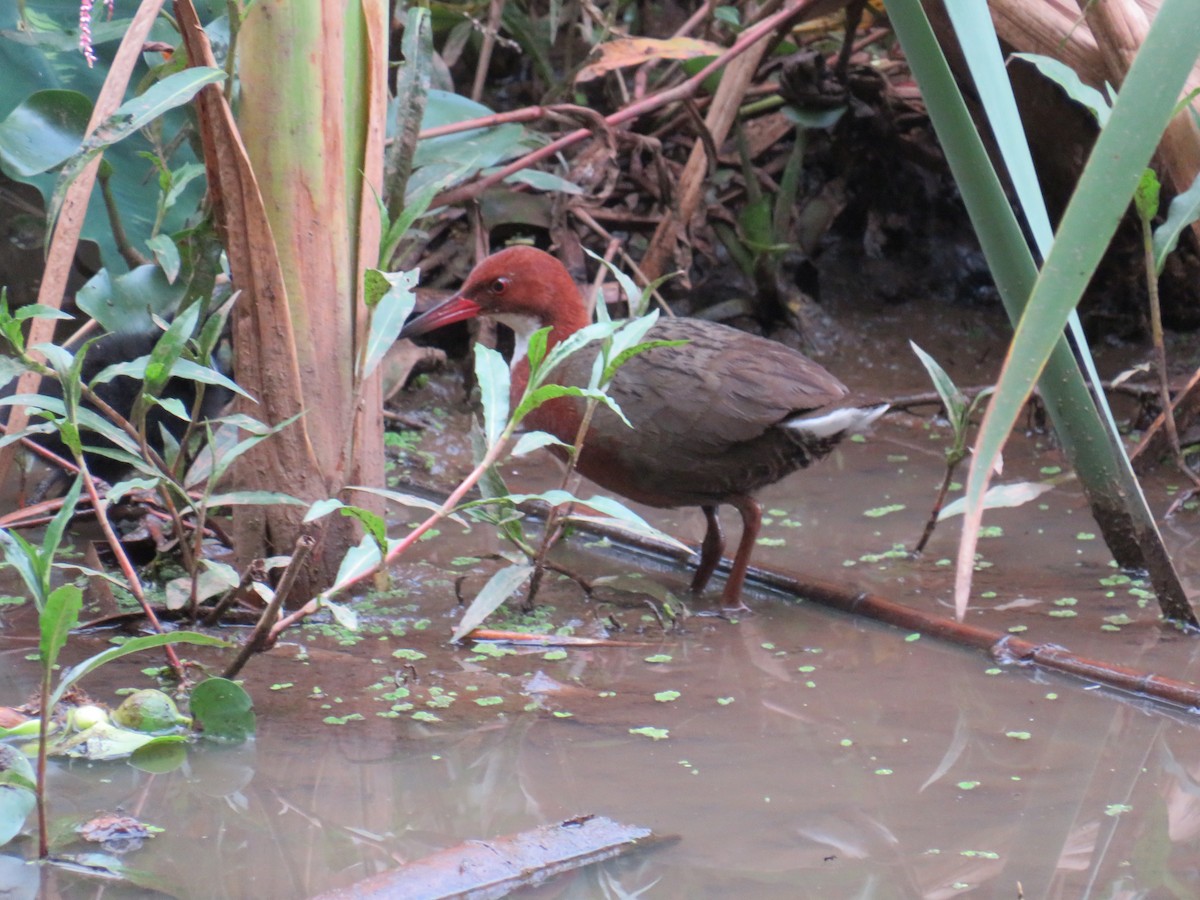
[694,602,753,620]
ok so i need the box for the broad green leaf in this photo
[450,563,533,643]
[0,88,90,176]
[0,745,36,846]
[190,677,255,743]
[46,68,225,243]
[75,265,188,333]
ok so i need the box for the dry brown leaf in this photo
[575,36,724,83]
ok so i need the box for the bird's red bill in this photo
[399,294,482,338]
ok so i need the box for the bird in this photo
[400,246,887,611]
[1,329,229,492]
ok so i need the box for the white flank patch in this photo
[786,403,889,439]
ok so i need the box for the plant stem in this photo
[1141,209,1200,490]
[79,466,184,678]
[265,430,516,643]
[223,534,314,678]
[525,398,599,608]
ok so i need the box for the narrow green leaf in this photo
[511,430,566,457]
[941,0,1200,618]
[450,564,533,643]
[203,491,307,507]
[50,633,230,710]
[39,584,83,669]
[910,341,967,426]
[1011,53,1112,126]
[1153,170,1200,273]
[146,235,181,283]
[474,343,511,448]
[360,268,418,380]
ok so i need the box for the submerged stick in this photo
[311,814,675,900]
[390,479,1200,714]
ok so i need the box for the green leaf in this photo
[0,88,90,176]
[47,68,225,243]
[0,745,37,846]
[41,475,83,568]
[326,534,383,597]
[338,505,388,550]
[39,583,82,669]
[304,498,345,522]
[75,265,188,333]
[146,234,181,283]
[190,677,255,743]
[1011,53,1112,126]
[584,247,643,318]
[360,268,418,379]
[474,343,510,448]
[1134,168,1161,222]
[920,0,1200,619]
[512,384,626,429]
[349,486,467,526]
[1153,170,1200,273]
[501,168,583,194]
[50,632,230,710]
[526,327,550,373]
[203,490,307,508]
[450,564,533,643]
[938,481,1055,520]
[510,430,566,457]
[910,341,967,428]
[0,528,47,609]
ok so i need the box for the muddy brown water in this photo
[3,300,1200,898]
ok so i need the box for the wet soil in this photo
[3,292,1200,898]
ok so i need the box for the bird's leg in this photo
[690,505,725,595]
[720,496,762,612]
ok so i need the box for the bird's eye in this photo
[489,277,508,295]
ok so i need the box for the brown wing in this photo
[537,318,851,506]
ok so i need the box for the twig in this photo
[391,477,1200,713]
[432,0,821,209]
[470,0,506,103]
[222,534,315,679]
[79,465,183,679]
